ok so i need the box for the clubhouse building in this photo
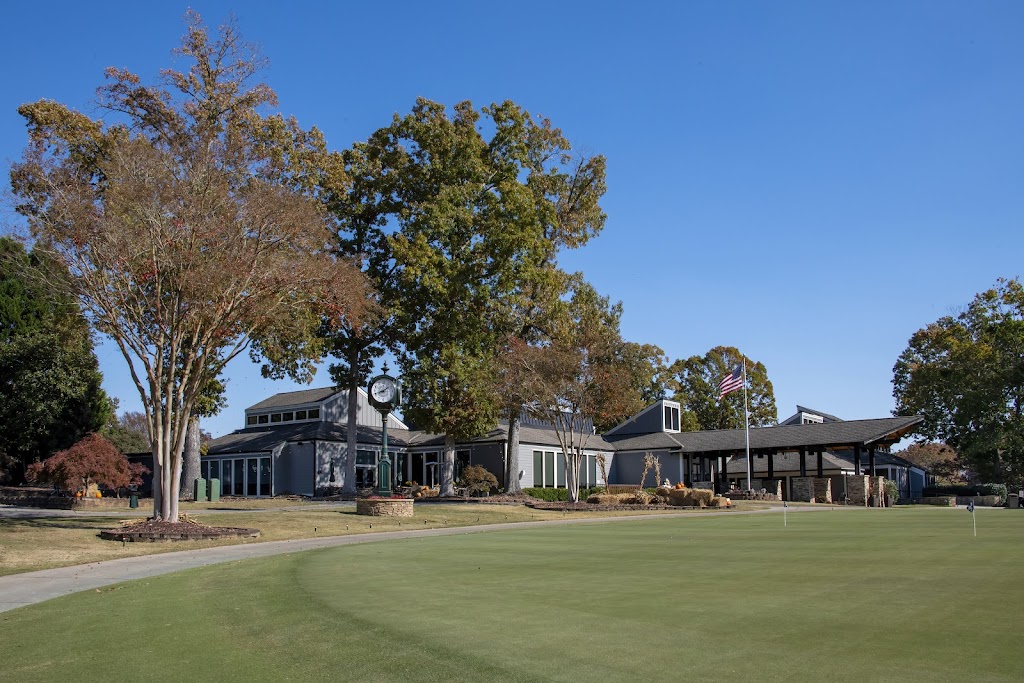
[203,388,928,502]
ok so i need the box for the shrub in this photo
[457,465,499,496]
[924,483,1007,502]
[26,433,149,495]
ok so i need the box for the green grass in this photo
[1,507,1021,681]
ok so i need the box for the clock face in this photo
[370,378,396,404]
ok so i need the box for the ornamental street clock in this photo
[366,364,401,495]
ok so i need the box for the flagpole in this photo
[743,357,751,491]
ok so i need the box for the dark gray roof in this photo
[207,421,421,455]
[725,448,926,474]
[246,387,341,411]
[605,416,923,454]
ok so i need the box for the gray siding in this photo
[519,443,613,489]
[277,442,314,496]
[321,390,407,429]
[606,400,680,436]
[612,450,684,487]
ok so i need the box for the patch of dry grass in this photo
[0,501,769,576]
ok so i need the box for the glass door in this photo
[260,458,271,496]
[247,459,258,496]
[233,460,244,496]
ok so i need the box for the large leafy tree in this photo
[527,279,648,502]
[668,346,776,430]
[9,13,369,520]
[379,98,602,496]
[892,443,964,484]
[0,237,111,483]
[893,278,1024,485]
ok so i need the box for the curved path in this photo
[0,505,838,614]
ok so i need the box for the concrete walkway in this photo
[0,505,840,614]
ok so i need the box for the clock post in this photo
[367,364,402,497]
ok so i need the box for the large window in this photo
[664,405,680,431]
[555,453,566,487]
[260,458,271,496]
[209,460,220,482]
[588,455,598,486]
[533,451,544,487]
[544,452,555,487]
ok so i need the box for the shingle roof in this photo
[605,416,923,454]
[246,387,341,411]
[207,421,423,455]
[724,448,925,474]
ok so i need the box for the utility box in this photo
[208,478,221,502]
[194,477,207,502]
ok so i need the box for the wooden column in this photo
[854,445,862,475]
[684,454,692,487]
[767,450,774,479]
[799,447,807,477]
[869,447,876,476]
[720,454,728,492]
[816,449,824,477]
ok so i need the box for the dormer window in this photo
[664,404,680,432]
[308,408,320,419]
[247,415,257,426]
[295,410,307,420]
[801,413,823,425]
[258,414,269,424]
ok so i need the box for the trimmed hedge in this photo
[924,484,1007,501]
[523,487,603,502]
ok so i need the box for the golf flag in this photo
[718,364,743,400]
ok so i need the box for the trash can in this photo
[129,493,139,509]
[194,477,207,502]
[1008,493,1020,509]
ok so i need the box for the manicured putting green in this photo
[2,507,1021,682]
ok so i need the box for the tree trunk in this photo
[152,455,162,519]
[567,451,581,502]
[441,434,455,497]
[505,413,522,493]
[343,382,358,495]
[180,415,201,500]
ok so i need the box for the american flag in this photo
[717,363,743,400]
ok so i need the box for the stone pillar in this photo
[792,476,815,502]
[846,475,869,505]
[813,477,832,503]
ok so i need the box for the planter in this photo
[356,498,414,517]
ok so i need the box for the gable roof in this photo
[247,387,342,411]
[605,416,923,454]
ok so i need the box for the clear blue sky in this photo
[2,1,1022,439]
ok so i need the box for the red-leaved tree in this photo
[27,433,149,495]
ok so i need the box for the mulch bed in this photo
[100,519,261,543]
[525,502,738,512]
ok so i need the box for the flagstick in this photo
[784,502,787,528]
[972,507,977,537]
[743,357,751,491]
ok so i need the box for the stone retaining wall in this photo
[911,496,957,506]
[356,498,414,517]
[956,495,1002,507]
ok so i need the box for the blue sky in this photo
[2,1,1022,439]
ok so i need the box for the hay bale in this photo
[708,496,732,508]
[668,488,715,507]
[587,493,621,505]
